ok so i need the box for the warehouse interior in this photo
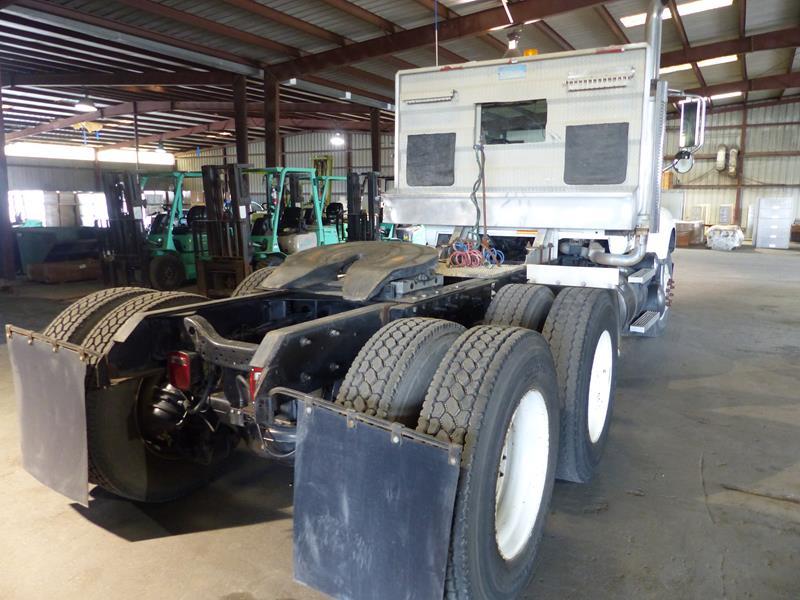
[1,1,799,599]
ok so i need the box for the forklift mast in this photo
[99,171,150,287]
[193,164,253,297]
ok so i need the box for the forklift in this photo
[248,167,344,266]
[98,171,150,287]
[141,171,204,290]
[191,164,253,297]
[346,171,426,244]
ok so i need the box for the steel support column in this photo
[370,108,381,173]
[263,74,280,167]
[0,71,14,281]
[734,107,748,226]
[234,75,249,164]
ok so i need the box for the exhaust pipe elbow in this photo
[588,238,647,267]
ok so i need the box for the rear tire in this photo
[81,291,225,502]
[42,287,151,344]
[231,266,275,297]
[484,284,554,331]
[86,376,231,502]
[418,326,559,599]
[149,253,186,291]
[337,318,465,426]
[542,287,619,483]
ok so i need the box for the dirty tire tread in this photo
[84,291,205,493]
[417,325,558,600]
[542,287,617,483]
[231,267,275,297]
[82,291,205,361]
[336,318,465,423]
[42,287,151,344]
[484,284,554,331]
[418,326,529,445]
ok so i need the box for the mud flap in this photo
[292,396,461,600]
[7,329,91,506]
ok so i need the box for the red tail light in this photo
[249,367,264,401]
[168,351,192,390]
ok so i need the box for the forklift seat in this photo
[186,205,206,225]
[325,202,344,224]
[279,207,304,232]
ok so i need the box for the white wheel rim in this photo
[494,390,550,561]
[587,330,613,444]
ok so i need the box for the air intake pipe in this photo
[588,237,647,267]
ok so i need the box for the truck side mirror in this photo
[669,94,707,174]
[678,95,707,152]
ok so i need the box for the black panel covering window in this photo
[564,122,630,185]
[406,133,456,186]
[480,99,547,144]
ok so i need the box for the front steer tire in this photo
[417,326,559,600]
[542,287,619,483]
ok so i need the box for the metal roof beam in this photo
[101,116,391,150]
[667,0,707,90]
[318,0,397,34]
[411,0,508,54]
[5,101,172,141]
[5,70,237,87]
[219,0,347,46]
[8,2,260,75]
[533,21,574,51]
[686,72,800,97]
[595,4,629,45]
[266,0,604,79]
[661,26,800,67]
[111,0,297,57]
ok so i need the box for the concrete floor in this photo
[1,247,798,600]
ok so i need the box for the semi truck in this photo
[6,2,705,598]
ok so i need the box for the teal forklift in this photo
[248,167,344,266]
[346,171,427,244]
[141,171,205,290]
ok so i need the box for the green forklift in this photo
[142,171,205,290]
[248,167,344,266]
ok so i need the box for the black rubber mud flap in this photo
[293,397,461,600]
[7,328,94,506]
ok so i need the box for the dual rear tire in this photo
[486,284,619,483]
[338,321,560,599]
[41,288,229,503]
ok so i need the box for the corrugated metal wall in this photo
[665,102,800,232]
[8,157,170,192]
[175,132,394,204]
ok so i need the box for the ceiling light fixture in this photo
[330,132,345,147]
[74,95,96,112]
[709,91,743,100]
[155,141,167,153]
[660,55,737,74]
[698,54,738,68]
[620,0,733,28]
[660,63,693,74]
